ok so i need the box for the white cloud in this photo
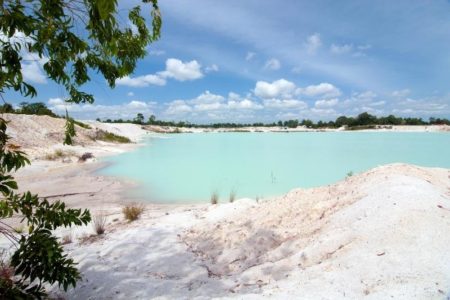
[116,74,166,87]
[190,91,225,104]
[48,97,65,106]
[315,98,339,108]
[264,58,281,70]
[22,61,47,84]
[254,79,296,99]
[297,83,341,98]
[127,92,134,97]
[228,99,263,110]
[264,99,308,109]
[164,91,263,118]
[305,33,322,54]
[330,44,353,55]
[116,58,207,87]
[205,64,219,73]
[48,99,157,120]
[148,49,165,56]
[165,100,192,115]
[392,89,410,98]
[245,52,255,61]
[159,58,203,81]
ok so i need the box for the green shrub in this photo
[95,129,131,143]
[122,204,145,222]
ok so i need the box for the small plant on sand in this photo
[346,171,354,178]
[13,226,24,234]
[229,190,236,203]
[210,191,219,205]
[44,149,77,161]
[61,233,72,245]
[92,213,107,235]
[78,152,94,163]
[122,203,145,222]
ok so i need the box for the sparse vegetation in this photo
[73,120,91,129]
[78,152,94,163]
[61,233,72,245]
[229,190,236,203]
[13,226,24,234]
[210,191,219,205]
[94,129,131,144]
[92,213,107,235]
[122,203,145,222]
[44,149,77,161]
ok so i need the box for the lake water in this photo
[98,132,450,203]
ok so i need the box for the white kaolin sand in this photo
[1,114,449,299]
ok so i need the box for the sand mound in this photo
[183,164,450,298]
[2,113,148,159]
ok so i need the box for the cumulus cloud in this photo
[163,91,263,118]
[116,74,166,87]
[158,58,203,81]
[264,58,281,70]
[127,92,134,97]
[305,33,321,54]
[165,100,193,115]
[264,99,307,110]
[48,98,156,120]
[116,58,206,87]
[297,83,341,98]
[254,79,296,99]
[315,98,339,108]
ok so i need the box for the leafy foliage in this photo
[0,0,162,297]
[18,102,57,117]
[63,110,76,146]
[0,118,91,296]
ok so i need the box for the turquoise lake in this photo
[98,132,450,203]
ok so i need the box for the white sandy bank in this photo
[50,164,450,299]
[1,114,449,299]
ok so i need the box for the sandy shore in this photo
[1,114,450,299]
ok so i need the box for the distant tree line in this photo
[0,102,57,117]
[1,103,449,128]
[99,111,450,128]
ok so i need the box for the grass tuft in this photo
[44,149,77,160]
[210,191,219,205]
[122,203,145,222]
[61,233,72,245]
[229,190,236,203]
[92,213,107,235]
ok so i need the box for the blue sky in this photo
[5,0,450,122]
